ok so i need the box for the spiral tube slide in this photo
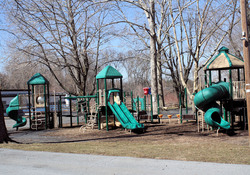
[6,96,27,128]
[194,82,230,129]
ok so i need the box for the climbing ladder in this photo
[31,111,46,130]
[197,110,205,132]
[197,110,212,132]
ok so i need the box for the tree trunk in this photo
[0,91,10,143]
[193,61,199,96]
[157,45,165,108]
[148,0,158,115]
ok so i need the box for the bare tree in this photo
[112,0,184,113]
[0,73,9,89]
[169,0,240,99]
[121,51,150,89]
[3,50,38,89]
[162,8,195,107]
[227,0,243,58]
[4,0,115,95]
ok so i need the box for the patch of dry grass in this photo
[1,137,249,165]
[1,122,250,164]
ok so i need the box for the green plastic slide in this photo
[194,82,230,129]
[108,102,144,130]
[6,96,27,128]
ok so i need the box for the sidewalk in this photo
[0,148,249,175]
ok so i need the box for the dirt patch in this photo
[47,121,248,144]
[7,120,249,146]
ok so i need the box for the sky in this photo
[0,11,9,73]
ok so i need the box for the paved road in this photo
[0,148,249,175]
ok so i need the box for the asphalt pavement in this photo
[0,148,250,175]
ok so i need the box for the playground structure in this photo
[5,73,50,129]
[59,66,163,131]
[3,66,214,132]
[95,65,144,131]
[6,73,53,130]
[6,67,156,131]
[6,47,247,133]
[194,47,247,130]
[27,73,51,130]
[51,65,146,131]
[6,73,68,130]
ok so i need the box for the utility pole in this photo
[240,0,250,145]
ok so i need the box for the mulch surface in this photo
[8,120,249,145]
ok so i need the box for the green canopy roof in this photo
[96,65,123,79]
[27,73,49,85]
[205,47,244,70]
